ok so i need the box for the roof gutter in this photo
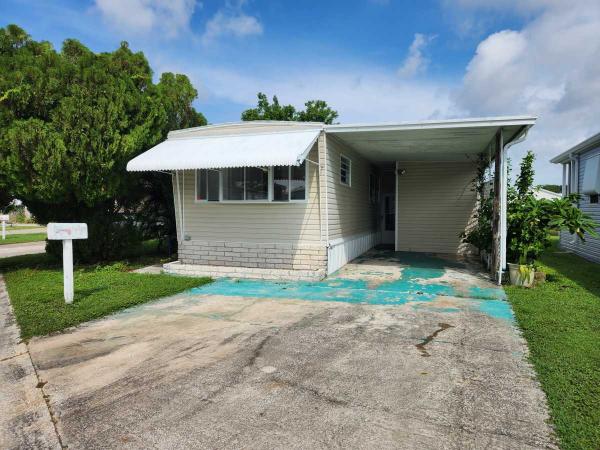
[551,131,600,164]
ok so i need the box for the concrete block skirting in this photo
[177,240,328,274]
[163,261,326,281]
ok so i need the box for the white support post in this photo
[63,239,74,304]
[498,130,507,284]
[0,215,8,240]
[562,164,567,196]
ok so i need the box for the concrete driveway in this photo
[25,249,556,449]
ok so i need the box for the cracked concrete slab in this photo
[18,250,557,448]
[0,275,61,450]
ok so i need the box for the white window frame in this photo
[194,163,308,204]
[340,154,352,187]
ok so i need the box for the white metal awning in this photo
[126,129,321,172]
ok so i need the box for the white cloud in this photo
[201,11,262,44]
[398,33,435,78]
[200,1,262,45]
[453,0,600,183]
[95,0,196,38]
[159,62,459,123]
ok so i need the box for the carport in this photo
[325,116,536,282]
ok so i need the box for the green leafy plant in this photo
[0,25,206,262]
[462,150,598,268]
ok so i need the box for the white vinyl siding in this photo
[559,147,600,263]
[396,161,477,254]
[325,136,378,241]
[174,143,322,244]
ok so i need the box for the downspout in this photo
[322,132,330,247]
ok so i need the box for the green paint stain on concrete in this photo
[189,250,514,322]
[473,299,515,322]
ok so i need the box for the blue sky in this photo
[3,0,600,183]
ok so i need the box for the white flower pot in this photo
[508,263,535,287]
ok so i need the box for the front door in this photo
[381,193,395,245]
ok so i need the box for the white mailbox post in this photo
[47,223,88,304]
[0,215,8,240]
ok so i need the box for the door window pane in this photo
[245,167,269,200]
[273,166,289,201]
[290,162,306,200]
[222,168,244,200]
[207,170,220,201]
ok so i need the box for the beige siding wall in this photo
[173,144,322,244]
[325,135,378,241]
[396,161,477,254]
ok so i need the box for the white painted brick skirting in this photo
[327,230,381,275]
[178,239,327,272]
[163,261,326,281]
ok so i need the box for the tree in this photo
[515,150,535,196]
[0,25,206,261]
[241,93,338,124]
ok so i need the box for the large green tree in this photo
[0,25,206,260]
[241,92,338,124]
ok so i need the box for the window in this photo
[340,155,351,186]
[222,167,244,200]
[222,167,269,201]
[245,167,269,200]
[369,173,379,204]
[274,162,307,202]
[196,169,220,201]
[273,166,289,202]
[591,194,599,204]
[195,163,306,203]
[290,164,306,200]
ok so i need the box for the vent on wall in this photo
[582,155,600,195]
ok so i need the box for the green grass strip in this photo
[505,238,600,450]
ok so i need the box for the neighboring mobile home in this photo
[127,117,535,281]
[551,132,600,263]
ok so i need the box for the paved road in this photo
[0,241,46,259]
[22,251,556,449]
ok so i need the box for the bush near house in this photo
[462,150,598,268]
[0,24,207,262]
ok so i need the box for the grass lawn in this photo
[0,233,46,245]
[505,237,600,450]
[1,242,210,340]
[6,224,45,230]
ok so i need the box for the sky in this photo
[3,0,600,184]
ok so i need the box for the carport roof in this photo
[125,116,536,171]
[325,116,536,162]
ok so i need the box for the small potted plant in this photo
[508,252,535,287]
